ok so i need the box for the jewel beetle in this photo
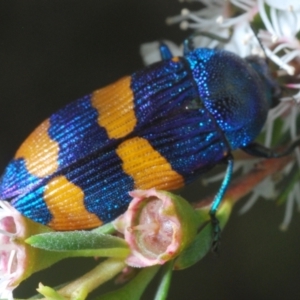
[0,41,297,231]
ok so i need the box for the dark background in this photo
[1,1,300,299]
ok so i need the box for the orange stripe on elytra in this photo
[15,119,59,177]
[116,137,184,190]
[44,175,102,230]
[91,76,137,139]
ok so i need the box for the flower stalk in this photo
[54,258,127,300]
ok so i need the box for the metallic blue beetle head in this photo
[185,48,280,150]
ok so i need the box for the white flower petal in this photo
[239,177,278,214]
[279,188,296,231]
[274,9,300,37]
[265,0,300,11]
[258,0,277,35]
[140,41,182,65]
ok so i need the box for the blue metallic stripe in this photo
[62,148,135,222]
[131,59,192,125]
[48,94,135,222]
[48,94,114,167]
[0,158,52,225]
[0,158,41,199]
[140,108,227,181]
[11,183,51,225]
[130,58,229,181]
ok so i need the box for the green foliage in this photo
[26,231,130,258]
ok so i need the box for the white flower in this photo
[0,201,24,300]
[257,0,300,76]
[0,200,58,299]
[166,0,260,55]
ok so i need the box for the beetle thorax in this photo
[185,48,270,150]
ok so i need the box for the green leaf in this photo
[174,221,212,270]
[174,201,232,269]
[26,231,129,258]
[91,223,116,235]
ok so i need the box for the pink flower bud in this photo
[0,201,60,299]
[113,189,200,268]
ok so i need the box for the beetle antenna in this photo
[250,24,269,64]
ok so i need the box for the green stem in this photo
[154,261,173,300]
[58,258,126,300]
[95,265,160,300]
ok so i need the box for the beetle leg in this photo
[209,155,234,251]
[241,138,300,158]
[159,42,173,60]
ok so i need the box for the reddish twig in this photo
[194,155,293,209]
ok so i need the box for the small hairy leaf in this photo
[26,231,128,251]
